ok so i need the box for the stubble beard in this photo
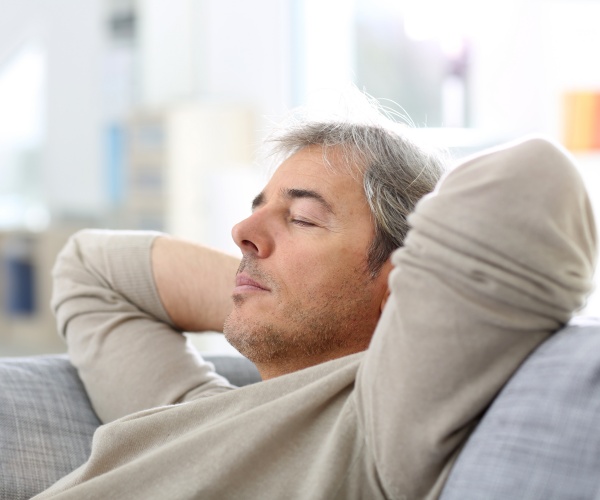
[223,259,376,367]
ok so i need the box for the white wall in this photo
[541,1,600,139]
[139,0,295,136]
[0,0,39,61]
[469,0,600,142]
[0,0,107,220]
[469,0,547,138]
[295,0,356,107]
[138,0,196,108]
[201,0,293,124]
[42,0,106,218]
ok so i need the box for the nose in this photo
[231,211,272,258]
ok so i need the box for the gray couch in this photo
[2,318,600,499]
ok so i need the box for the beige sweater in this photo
[36,138,596,499]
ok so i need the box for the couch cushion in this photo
[441,318,600,500]
[207,354,261,387]
[0,354,100,500]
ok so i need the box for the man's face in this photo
[223,145,392,374]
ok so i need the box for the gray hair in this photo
[267,120,446,278]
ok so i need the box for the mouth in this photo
[233,273,271,294]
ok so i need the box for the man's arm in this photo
[52,230,240,423]
[357,138,597,499]
[152,235,240,332]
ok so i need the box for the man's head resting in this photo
[223,98,446,379]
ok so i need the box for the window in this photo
[0,43,48,230]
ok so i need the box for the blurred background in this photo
[1,0,599,356]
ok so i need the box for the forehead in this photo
[267,145,366,203]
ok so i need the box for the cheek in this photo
[289,249,369,294]
[274,234,371,291]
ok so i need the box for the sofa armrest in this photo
[0,352,259,500]
[0,354,101,500]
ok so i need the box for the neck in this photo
[253,346,366,380]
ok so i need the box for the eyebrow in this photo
[251,188,335,215]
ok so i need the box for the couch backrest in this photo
[441,317,600,499]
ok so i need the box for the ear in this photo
[379,287,391,314]
[376,258,393,314]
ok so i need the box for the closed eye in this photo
[291,218,317,227]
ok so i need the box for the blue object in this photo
[106,123,125,205]
[3,235,35,316]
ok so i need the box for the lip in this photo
[233,273,270,293]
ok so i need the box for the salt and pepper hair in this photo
[266,97,446,278]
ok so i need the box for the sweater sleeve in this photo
[357,138,597,499]
[51,229,233,424]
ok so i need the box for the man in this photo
[37,114,595,498]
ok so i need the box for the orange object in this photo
[563,91,600,152]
